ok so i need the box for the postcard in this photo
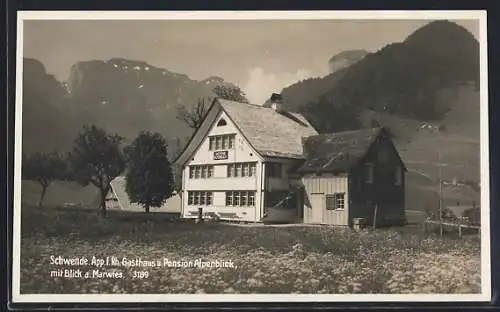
[12,10,490,303]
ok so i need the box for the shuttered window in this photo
[326,193,345,210]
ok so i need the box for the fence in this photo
[422,219,481,239]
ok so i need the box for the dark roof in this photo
[296,127,385,173]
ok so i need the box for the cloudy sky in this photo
[22,18,479,104]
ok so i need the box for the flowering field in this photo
[19,205,481,294]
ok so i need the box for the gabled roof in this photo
[174,98,318,166]
[296,127,403,173]
[109,176,181,213]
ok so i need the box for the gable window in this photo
[216,136,222,150]
[217,118,227,126]
[209,137,215,150]
[209,134,236,151]
[395,166,402,186]
[366,163,374,184]
[326,193,345,210]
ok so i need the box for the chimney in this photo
[269,93,283,113]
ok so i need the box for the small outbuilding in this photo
[294,127,407,227]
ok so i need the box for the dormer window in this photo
[217,118,227,126]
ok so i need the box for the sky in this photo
[22,18,479,104]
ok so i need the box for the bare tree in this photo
[176,98,210,130]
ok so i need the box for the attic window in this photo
[217,119,227,127]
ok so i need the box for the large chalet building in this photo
[174,94,407,226]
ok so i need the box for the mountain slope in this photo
[328,49,368,73]
[22,58,239,157]
[279,20,481,214]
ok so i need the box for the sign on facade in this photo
[213,151,228,160]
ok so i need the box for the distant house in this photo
[174,94,407,226]
[293,127,407,226]
[105,176,181,214]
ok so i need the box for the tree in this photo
[67,125,126,216]
[22,151,68,207]
[213,84,250,103]
[176,98,210,130]
[124,131,174,213]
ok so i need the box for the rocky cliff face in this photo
[22,57,238,157]
[328,49,368,73]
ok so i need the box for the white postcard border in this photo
[12,10,490,303]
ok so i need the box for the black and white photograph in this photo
[12,10,490,302]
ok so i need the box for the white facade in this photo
[181,111,297,222]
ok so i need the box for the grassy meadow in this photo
[19,204,481,295]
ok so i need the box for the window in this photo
[248,192,255,206]
[216,136,222,150]
[366,163,374,184]
[209,137,215,151]
[225,191,256,207]
[267,163,283,178]
[187,191,213,206]
[250,163,256,176]
[242,163,249,177]
[189,165,214,179]
[227,163,257,178]
[209,134,236,151]
[217,119,227,126]
[233,192,240,206]
[240,192,247,206]
[222,136,228,149]
[395,166,402,186]
[326,193,345,210]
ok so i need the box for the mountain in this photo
[328,49,368,73]
[22,58,79,155]
[280,20,481,215]
[282,20,479,128]
[22,58,239,157]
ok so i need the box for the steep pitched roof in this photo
[296,127,395,173]
[218,99,318,158]
[174,98,318,166]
